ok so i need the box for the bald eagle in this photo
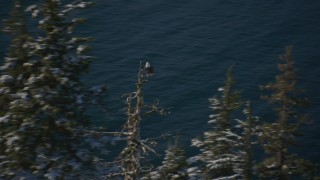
[144,62,154,76]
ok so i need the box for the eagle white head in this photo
[145,62,151,68]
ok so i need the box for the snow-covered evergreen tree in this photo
[234,101,259,180]
[257,47,316,179]
[142,136,188,180]
[0,0,105,178]
[0,0,38,177]
[188,67,242,179]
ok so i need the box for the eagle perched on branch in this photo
[144,62,154,76]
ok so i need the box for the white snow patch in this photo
[17,92,29,99]
[218,87,224,92]
[0,75,14,84]
[25,5,37,12]
[35,44,45,50]
[60,77,69,84]
[0,62,15,70]
[0,87,10,94]
[77,45,86,53]
[0,115,10,123]
[6,135,20,146]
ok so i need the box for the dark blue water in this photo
[1,0,320,163]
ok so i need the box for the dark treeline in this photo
[0,0,318,179]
